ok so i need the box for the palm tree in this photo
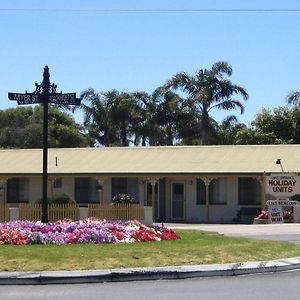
[80,88,118,147]
[217,115,246,145]
[287,91,300,108]
[105,90,135,147]
[287,91,300,143]
[131,92,161,146]
[154,87,184,145]
[165,61,249,145]
[81,89,139,147]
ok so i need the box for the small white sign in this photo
[268,206,284,224]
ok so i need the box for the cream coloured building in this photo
[0,145,299,223]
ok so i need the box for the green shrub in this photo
[112,193,134,205]
[34,192,75,205]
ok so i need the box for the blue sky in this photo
[1,0,300,125]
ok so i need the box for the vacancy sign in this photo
[266,173,300,197]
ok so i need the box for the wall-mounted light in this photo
[96,185,103,191]
[276,158,284,172]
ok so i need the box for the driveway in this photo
[162,223,300,244]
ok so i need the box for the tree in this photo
[0,106,88,149]
[235,107,296,144]
[80,88,117,147]
[217,115,246,145]
[107,90,135,146]
[80,89,137,147]
[251,107,295,143]
[287,91,300,143]
[154,88,184,145]
[287,91,300,108]
[165,61,249,145]
[235,128,277,145]
[130,92,161,146]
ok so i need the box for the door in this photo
[146,182,159,220]
[171,182,185,220]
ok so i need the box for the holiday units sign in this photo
[266,173,300,198]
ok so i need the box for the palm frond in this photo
[287,91,300,107]
[211,100,245,114]
[211,61,232,78]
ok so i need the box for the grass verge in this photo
[1,230,300,272]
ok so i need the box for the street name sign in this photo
[8,92,42,105]
[48,93,80,105]
[8,92,80,106]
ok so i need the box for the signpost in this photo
[8,66,81,223]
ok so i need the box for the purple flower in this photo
[0,219,179,245]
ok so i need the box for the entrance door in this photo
[146,182,159,220]
[171,182,185,220]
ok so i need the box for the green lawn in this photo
[1,230,300,272]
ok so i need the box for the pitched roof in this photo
[0,145,299,176]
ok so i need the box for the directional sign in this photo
[8,93,42,104]
[8,92,81,106]
[48,93,80,105]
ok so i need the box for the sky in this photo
[1,0,300,126]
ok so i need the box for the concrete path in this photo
[163,223,300,244]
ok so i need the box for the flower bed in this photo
[0,219,180,245]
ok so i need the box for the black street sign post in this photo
[8,66,81,223]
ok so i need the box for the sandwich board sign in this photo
[266,200,299,224]
[266,200,284,224]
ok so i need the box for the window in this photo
[112,178,127,197]
[112,177,139,203]
[196,179,206,205]
[238,177,261,205]
[75,178,99,204]
[126,178,139,203]
[7,178,29,203]
[196,178,227,205]
[210,179,227,205]
[53,178,62,188]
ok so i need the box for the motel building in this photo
[0,144,299,223]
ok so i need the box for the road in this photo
[1,270,300,300]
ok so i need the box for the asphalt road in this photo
[1,270,300,300]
